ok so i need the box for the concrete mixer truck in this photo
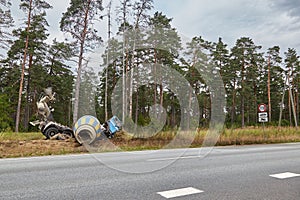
[73,115,122,144]
[30,88,122,143]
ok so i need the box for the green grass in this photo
[0,132,44,141]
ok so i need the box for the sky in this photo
[154,0,300,52]
[9,0,300,67]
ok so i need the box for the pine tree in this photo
[284,48,300,125]
[147,12,181,127]
[230,37,262,127]
[128,0,153,120]
[98,38,123,122]
[183,36,212,127]
[60,0,104,124]
[211,37,231,125]
[15,0,52,132]
[264,46,283,122]
[104,0,113,121]
[116,0,132,123]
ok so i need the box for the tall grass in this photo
[198,126,300,146]
[120,126,300,149]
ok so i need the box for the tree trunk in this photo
[186,87,192,130]
[153,50,157,114]
[267,56,272,122]
[134,57,140,131]
[296,88,299,124]
[134,88,139,130]
[288,89,292,125]
[128,65,134,118]
[253,82,258,123]
[231,81,236,126]
[105,0,112,121]
[121,0,129,123]
[241,94,245,128]
[15,0,32,133]
[247,104,250,125]
[73,0,91,124]
[171,94,176,128]
[241,58,245,128]
[159,84,163,107]
[24,54,33,130]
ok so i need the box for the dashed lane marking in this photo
[157,187,204,199]
[148,155,203,162]
[269,172,300,179]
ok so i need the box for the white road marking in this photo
[269,172,300,179]
[157,187,204,199]
[148,155,203,162]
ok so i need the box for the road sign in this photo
[259,117,268,123]
[258,103,267,112]
[258,112,268,118]
[258,112,268,123]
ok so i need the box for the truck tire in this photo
[60,130,74,140]
[44,127,59,139]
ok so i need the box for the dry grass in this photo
[215,126,300,146]
[0,127,300,158]
[111,127,300,150]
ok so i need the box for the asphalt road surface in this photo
[1,143,300,199]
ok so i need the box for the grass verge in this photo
[0,126,300,158]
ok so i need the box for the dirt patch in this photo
[0,139,87,158]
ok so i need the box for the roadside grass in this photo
[217,126,300,146]
[115,126,300,150]
[0,126,300,158]
[0,132,44,141]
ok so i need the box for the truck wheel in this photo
[44,127,59,139]
[61,130,74,140]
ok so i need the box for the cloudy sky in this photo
[10,0,300,64]
[155,0,300,52]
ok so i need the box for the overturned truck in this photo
[73,115,122,144]
[30,88,122,143]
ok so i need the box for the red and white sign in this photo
[258,103,267,112]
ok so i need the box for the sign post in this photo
[258,103,268,123]
[258,103,268,139]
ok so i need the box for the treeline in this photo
[97,28,298,130]
[0,0,299,132]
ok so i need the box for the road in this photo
[0,143,300,199]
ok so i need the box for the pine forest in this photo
[1,0,300,133]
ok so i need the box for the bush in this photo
[0,94,13,131]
